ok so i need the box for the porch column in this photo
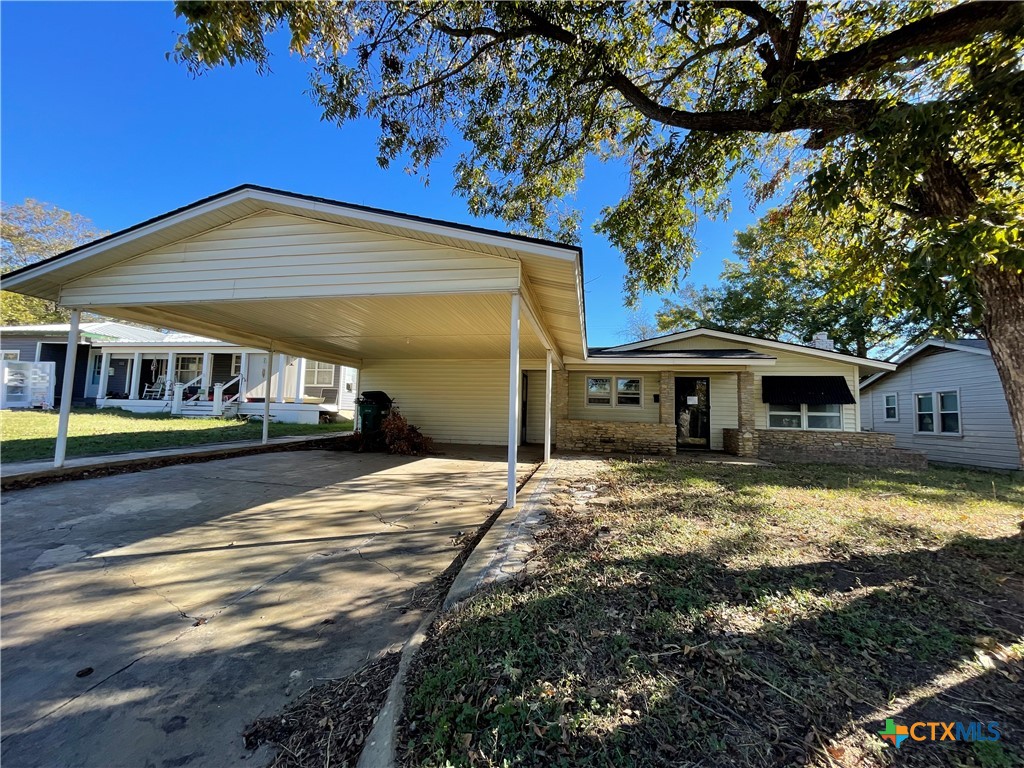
[201,352,212,391]
[543,350,553,463]
[129,352,143,399]
[165,352,176,400]
[97,351,111,403]
[275,354,287,403]
[54,308,81,468]
[736,370,757,458]
[238,352,249,402]
[262,350,274,444]
[507,292,521,508]
[294,357,307,404]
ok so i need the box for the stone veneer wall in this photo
[727,428,928,469]
[558,419,676,454]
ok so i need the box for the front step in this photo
[179,401,240,419]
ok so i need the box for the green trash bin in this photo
[356,391,393,435]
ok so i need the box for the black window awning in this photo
[761,376,856,405]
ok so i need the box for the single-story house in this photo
[861,339,1022,471]
[1,185,913,505]
[0,321,357,422]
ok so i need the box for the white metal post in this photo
[129,352,143,399]
[238,352,249,402]
[201,352,212,393]
[97,351,111,404]
[53,309,81,467]
[262,350,274,444]
[275,354,287,403]
[165,352,177,400]
[544,350,553,463]
[294,358,307,403]
[507,293,521,508]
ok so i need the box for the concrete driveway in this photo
[1,447,537,768]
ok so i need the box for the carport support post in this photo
[97,351,111,404]
[53,308,81,468]
[262,349,274,444]
[507,292,520,508]
[544,350,553,463]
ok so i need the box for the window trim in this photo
[882,392,899,422]
[766,402,846,431]
[304,360,335,387]
[231,354,242,377]
[913,389,962,436]
[585,375,645,409]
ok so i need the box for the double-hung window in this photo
[305,360,334,387]
[174,355,202,384]
[915,390,961,435]
[883,393,898,421]
[616,378,642,407]
[586,377,612,406]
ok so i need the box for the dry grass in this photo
[400,459,1024,768]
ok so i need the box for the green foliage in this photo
[657,203,977,356]
[1,199,106,325]
[172,1,1024,309]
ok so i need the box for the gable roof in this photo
[860,338,990,389]
[604,327,895,372]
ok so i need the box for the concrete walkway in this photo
[0,432,347,487]
[0,447,538,768]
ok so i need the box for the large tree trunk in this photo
[976,265,1024,469]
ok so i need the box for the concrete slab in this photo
[0,447,538,768]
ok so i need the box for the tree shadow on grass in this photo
[401,526,1024,767]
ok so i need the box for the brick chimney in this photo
[809,332,836,351]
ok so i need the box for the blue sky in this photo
[2,1,765,346]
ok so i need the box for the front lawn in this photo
[0,408,353,463]
[403,460,1024,768]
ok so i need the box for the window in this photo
[883,393,899,421]
[174,355,202,384]
[231,354,242,376]
[768,403,803,429]
[305,360,334,386]
[2,350,20,361]
[806,403,842,430]
[916,390,961,435]
[768,403,845,430]
[616,377,642,407]
[91,355,103,384]
[586,377,612,406]
[916,393,935,433]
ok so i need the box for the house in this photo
[0,321,357,422]
[1,184,914,505]
[860,339,1022,471]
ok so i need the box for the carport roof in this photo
[2,185,588,364]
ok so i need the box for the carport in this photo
[1,185,587,506]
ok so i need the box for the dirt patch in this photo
[244,651,402,768]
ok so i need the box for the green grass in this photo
[401,460,1024,768]
[0,407,353,463]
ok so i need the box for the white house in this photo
[0,321,357,423]
[2,185,913,505]
[861,339,1022,471]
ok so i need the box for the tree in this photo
[1,200,106,325]
[657,204,978,358]
[172,1,1024,461]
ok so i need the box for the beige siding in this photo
[60,211,521,306]
[706,373,738,450]
[360,359,510,445]
[647,338,861,431]
[523,370,557,444]
[568,371,660,423]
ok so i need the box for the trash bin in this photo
[357,391,394,435]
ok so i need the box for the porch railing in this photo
[181,374,204,402]
[223,374,244,404]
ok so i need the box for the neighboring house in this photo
[0,321,357,422]
[861,339,1022,471]
[1,185,918,505]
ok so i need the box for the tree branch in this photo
[793,1,1024,93]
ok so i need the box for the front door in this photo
[675,377,711,450]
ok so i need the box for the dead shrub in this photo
[381,407,433,455]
